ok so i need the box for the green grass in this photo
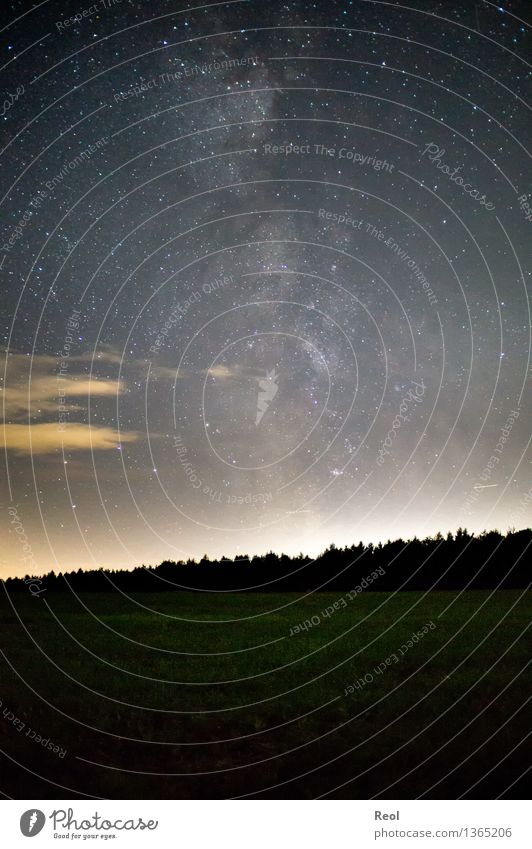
[0,590,529,799]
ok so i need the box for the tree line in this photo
[3,527,530,594]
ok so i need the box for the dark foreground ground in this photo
[0,589,529,798]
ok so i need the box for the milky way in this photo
[2,0,530,574]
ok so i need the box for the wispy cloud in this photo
[149,365,189,381]
[1,422,139,455]
[205,364,240,380]
[1,351,128,420]
[1,351,138,452]
[3,375,124,419]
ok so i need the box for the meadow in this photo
[0,589,529,799]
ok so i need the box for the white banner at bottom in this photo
[0,800,529,848]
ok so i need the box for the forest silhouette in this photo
[5,527,530,594]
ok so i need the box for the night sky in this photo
[2,0,531,576]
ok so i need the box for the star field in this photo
[1,0,530,575]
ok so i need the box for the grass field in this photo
[0,589,529,799]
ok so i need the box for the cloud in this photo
[3,375,124,419]
[146,363,239,381]
[205,364,240,379]
[1,349,127,420]
[1,351,140,455]
[59,378,122,397]
[1,423,139,455]
[149,365,188,381]
[2,348,124,372]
